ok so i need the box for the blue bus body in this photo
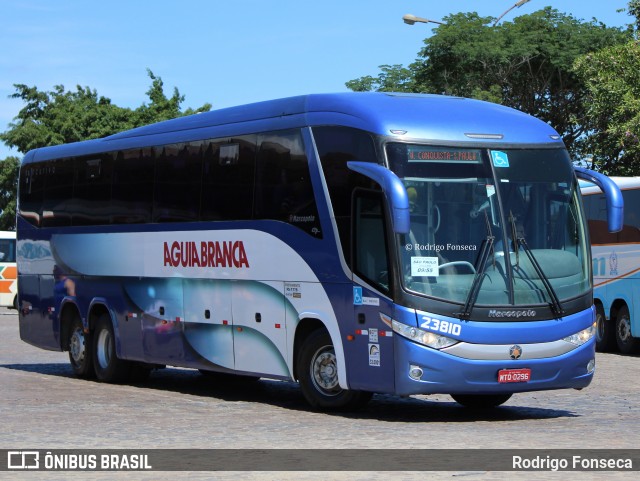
[17,93,622,409]
[582,177,640,354]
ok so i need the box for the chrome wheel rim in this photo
[69,327,86,365]
[310,345,340,396]
[618,315,632,343]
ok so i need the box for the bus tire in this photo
[92,314,130,383]
[296,329,372,411]
[451,393,512,408]
[615,305,640,354]
[595,304,616,352]
[68,315,94,378]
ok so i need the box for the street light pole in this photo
[402,14,445,26]
[493,0,532,26]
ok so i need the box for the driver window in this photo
[353,191,390,292]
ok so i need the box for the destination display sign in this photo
[407,146,482,163]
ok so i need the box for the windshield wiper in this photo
[459,211,494,319]
[508,212,564,317]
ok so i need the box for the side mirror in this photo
[347,161,410,234]
[574,166,623,233]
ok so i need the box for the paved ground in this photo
[0,308,638,480]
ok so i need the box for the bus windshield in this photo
[387,144,590,311]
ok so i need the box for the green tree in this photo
[0,70,211,229]
[574,39,640,175]
[0,157,19,230]
[347,8,630,157]
[0,70,211,154]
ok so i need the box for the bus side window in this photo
[41,157,74,227]
[201,135,256,221]
[313,127,378,264]
[153,143,202,223]
[353,190,390,292]
[254,130,321,237]
[19,165,44,227]
[620,189,640,243]
[72,155,113,226]
[112,148,155,224]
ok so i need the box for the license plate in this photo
[498,368,531,383]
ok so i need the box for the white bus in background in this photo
[582,177,640,354]
[0,231,17,309]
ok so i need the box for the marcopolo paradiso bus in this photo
[581,177,640,355]
[16,93,623,410]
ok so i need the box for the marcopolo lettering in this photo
[488,309,537,319]
[163,241,249,268]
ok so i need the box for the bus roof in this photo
[581,176,640,195]
[22,92,564,164]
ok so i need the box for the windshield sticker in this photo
[486,184,495,197]
[491,150,510,168]
[411,256,439,277]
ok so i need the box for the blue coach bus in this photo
[17,93,623,410]
[582,177,640,354]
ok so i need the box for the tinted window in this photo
[201,136,256,221]
[154,143,202,222]
[42,158,73,227]
[354,191,389,292]
[72,155,113,226]
[313,127,378,263]
[112,148,154,224]
[19,164,46,226]
[0,238,16,263]
[584,187,640,244]
[255,130,321,237]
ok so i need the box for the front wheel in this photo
[451,393,512,408]
[92,314,130,383]
[296,329,372,411]
[615,305,640,354]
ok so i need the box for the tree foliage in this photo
[0,70,211,229]
[347,8,630,160]
[574,41,640,175]
[0,157,19,230]
[0,69,211,154]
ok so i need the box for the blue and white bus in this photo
[582,177,640,354]
[17,93,623,410]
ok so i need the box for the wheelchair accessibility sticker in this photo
[491,150,509,168]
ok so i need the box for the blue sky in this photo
[0,0,634,159]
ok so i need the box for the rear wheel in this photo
[296,329,372,411]
[595,304,616,352]
[68,315,94,378]
[615,305,640,354]
[451,393,512,408]
[92,314,130,383]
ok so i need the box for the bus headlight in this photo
[563,323,596,346]
[391,320,458,349]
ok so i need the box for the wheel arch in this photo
[293,317,348,388]
[610,298,629,323]
[59,300,82,351]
